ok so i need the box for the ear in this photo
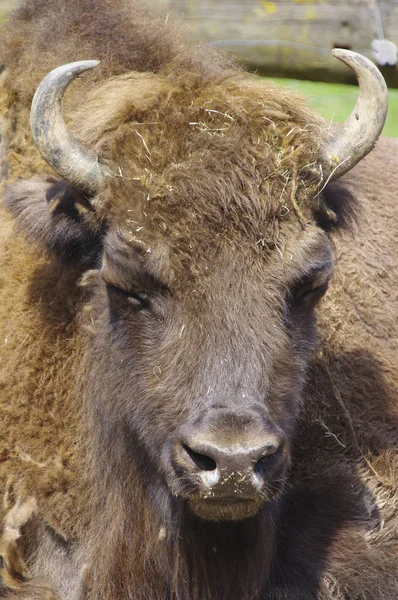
[5,177,106,267]
[313,179,359,233]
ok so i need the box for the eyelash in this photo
[106,284,150,311]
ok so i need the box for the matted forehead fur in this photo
[70,71,328,275]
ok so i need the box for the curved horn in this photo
[323,49,388,182]
[30,60,102,195]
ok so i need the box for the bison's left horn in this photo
[30,61,102,195]
[323,49,388,182]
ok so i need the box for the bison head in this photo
[6,51,387,523]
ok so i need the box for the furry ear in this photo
[5,177,106,267]
[313,179,359,233]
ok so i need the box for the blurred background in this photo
[1,0,397,135]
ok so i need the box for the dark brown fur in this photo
[0,1,397,599]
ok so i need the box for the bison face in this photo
[81,217,333,522]
[6,169,334,523]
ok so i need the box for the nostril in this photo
[182,444,217,472]
[253,446,280,477]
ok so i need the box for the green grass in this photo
[263,78,398,138]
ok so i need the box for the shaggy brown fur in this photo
[0,1,397,599]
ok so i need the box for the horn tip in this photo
[331,48,344,58]
[84,60,100,68]
[67,59,100,72]
[331,48,355,62]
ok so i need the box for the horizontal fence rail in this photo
[165,0,398,86]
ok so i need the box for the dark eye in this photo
[106,284,150,311]
[293,281,329,306]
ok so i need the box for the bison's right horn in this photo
[30,61,102,196]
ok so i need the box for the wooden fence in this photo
[165,0,398,85]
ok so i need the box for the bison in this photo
[0,0,397,599]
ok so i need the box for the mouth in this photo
[187,496,264,521]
